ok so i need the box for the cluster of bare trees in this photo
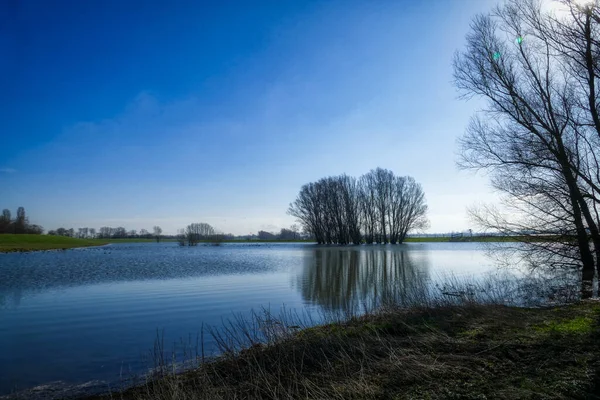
[454,0,600,297]
[259,226,301,240]
[76,228,96,239]
[94,226,163,241]
[281,225,301,239]
[0,207,43,234]
[48,227,78,237]
[288,168,428,245]
[177,222,226,246]
[97,227,127,239]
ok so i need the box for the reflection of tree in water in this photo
[299,247,430,313]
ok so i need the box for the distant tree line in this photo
[0,207,43,234]
[257,230,277,240]
[256,225,301,240]
[48,227,77,237]
[48,225,164,241]
[288,168,429,245]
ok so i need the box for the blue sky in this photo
[1,0,499,235]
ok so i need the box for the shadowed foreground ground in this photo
[84,301,600,400]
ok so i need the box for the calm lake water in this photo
[0,242,498,398]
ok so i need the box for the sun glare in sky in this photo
[544,0,596,15]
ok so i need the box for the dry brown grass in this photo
[84,297,600,400]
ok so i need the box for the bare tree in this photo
[197,223,216,238]
[0,209,11,233]
[258,230,277,240]
[372,168,394,243]
[98,227,111,239]
[278,228,296,240]
[176,228,186,246]
[77,228,91,239]
[454,0,600,297]
[390,176,429,244]
[54,227,69,236]
[359,174,378,244]
[113,227,126,238]
[339,174,363,245]
[153,226,163,243]
[288,182,326,244]
[185,223,215,246]
[14,207,26,234]
[290,224,299,239]
[0,207,45,234]
[28,224,43,234]
[289,175,361,245]
[209,230,226,246]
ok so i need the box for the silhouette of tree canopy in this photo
[153,226,163,242]
[288,168,428,245]
[185,223,215,245]
[258,230,277,240]
[0,207,43,234]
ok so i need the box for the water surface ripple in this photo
[0,242,494,398]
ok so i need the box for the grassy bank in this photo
[0,234,108,252]
[86,300,600,400]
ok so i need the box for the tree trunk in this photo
[582,263,594,299]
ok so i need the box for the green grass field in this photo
[0,234,108,252]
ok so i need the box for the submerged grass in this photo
[78,275,600,400]
[0,234,108,252]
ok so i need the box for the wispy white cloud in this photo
[0,167,16,173]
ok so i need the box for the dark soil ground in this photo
[83,301,600,400]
